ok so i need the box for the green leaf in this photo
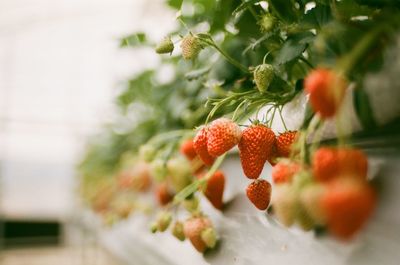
[269,0,298,24]
[166,0,183,9]
[302,4,332,29]
[353,87,377,130]
[275,40,306,65]
[120,32,148,47]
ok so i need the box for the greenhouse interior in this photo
[0,0,400,264]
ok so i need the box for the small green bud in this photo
[155,37,174,54]
[157,211,172,232]
[201,227,217,248]
[150,159,168,182]
[171,221,186,241]
[183,197,199,213]
[150,222,158,233]
[180,35,203,60]
[254,64,275,93]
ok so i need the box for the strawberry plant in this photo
[79,0,400,252]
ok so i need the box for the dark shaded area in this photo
[1,219,61,248]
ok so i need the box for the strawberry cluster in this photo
[271,147,377,240]
[193,117,299,212]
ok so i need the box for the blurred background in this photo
[0,0,174,263]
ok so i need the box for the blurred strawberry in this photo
[312,147,368,182]
[180,138,197,160]
[193,127,215,166]
[321,178,377,240]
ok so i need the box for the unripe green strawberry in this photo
[156,211,172,232]
[254,64,274,93]
[167,157,192,192]
[150,159,168,182]
[139,144,157,162]
[272,184,297,227]
[299,182,327,225]
[150,222,158,233]
[181,34,203,60]
[258,14,276,32]
[183,196,200,212]
[155,37,174,54]
[172,221,186,241]
[201,227,217,248]
[296,204,315,231]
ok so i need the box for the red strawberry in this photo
[276,131,299,157]
[321,178,377,240]
[304,68,347,118]
[207,118,242,157]
[193,127,215,166]
[313,147,368,182]
[183,216,213,252]
[180,139,197,160]
[272,161,301,184]
[201,171,225,210]
[155,183,174,206]
[246,179,272,210]
[239,124,276,179]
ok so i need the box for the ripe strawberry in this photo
[312,147,368,182]
[180,138,197,160]
[155,37,174,54]
[207,118,242,157]
[193,127,215,166]
[201,170,225,210]
[321,178,377,240]
[276,131,299,157]
[155,183,174,206]
[239,124,275,179]
[183,216,213,252]
[271,184,297,227]
[246,179,272,210]
[272,161,301,184]
[304,68,347,118]
[181,34,203,60]
[254,64,274,93]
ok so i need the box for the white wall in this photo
[0,0,175,220]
